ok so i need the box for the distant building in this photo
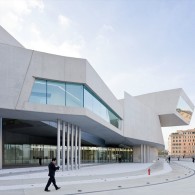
[168,129,195,157]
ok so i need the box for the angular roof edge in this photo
[0,25,24,48]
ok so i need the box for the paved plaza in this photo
[0,158,195,195]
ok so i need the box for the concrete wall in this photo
[0,25,23,47]
[135,88,194,116]
[133,145,158,163]
[149,147,158,162]
[0,46,122,119]
[123,92,164,145]
[0,44,32,109]
[85,61,123,118]
[133,146,141,163]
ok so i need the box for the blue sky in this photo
[0,0,195,148]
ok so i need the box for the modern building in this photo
[0,25,194,170]
[168,129,195,157]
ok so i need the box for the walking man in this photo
[44,158,61,192]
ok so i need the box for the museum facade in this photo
[0,25,194,170]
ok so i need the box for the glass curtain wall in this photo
[4,144,133,166]
[47,81,65,106]
[29,79,121,129]
[66,83,83,107]
[29,79,46,104]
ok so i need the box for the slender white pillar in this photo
[140,144,143,163]
[147,146,150,163]
[78,128,81,169]
[57,119,61,167]
[71,125,74,170]
[75,126,78,169]
[62,121,66,171]
[67,123,70,170]
[0,118,2,169]
[145,145,147,163]
[143,145,145,163]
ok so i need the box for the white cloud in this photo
[0,1,84,58]
[58,14,71,28]
[30,23,41,37]
[95,24,115,50]
[0,0,44,32]
[26,31,84,58]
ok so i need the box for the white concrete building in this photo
[0,26,194,170]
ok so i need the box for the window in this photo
[29,79,46,104]
[47,81,65,106]
[176,96,193,123]
[66,83,83,107]
[29,79,122,129]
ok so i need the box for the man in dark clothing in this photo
[44,158,60,192]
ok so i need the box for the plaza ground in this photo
[0,158,195,194]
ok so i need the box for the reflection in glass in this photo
[81,146,133,163]
[176,97,193,123]
[4,144,15,165]
[29,79,46,104]
[84,87,120,128]
[4,144,133,165]
[108,110,120,128]
[15,145,23,164]
[23,144,30,164]
[29,79,121,128]
[47,81,65,106]
[66,83,83,107]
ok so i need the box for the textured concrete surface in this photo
[0,158,195,194]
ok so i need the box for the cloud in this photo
[0,0,44,32]
[30,23,41,37]
[26,25,85,58]
[0,1,85,58]
[95,24,115,50]
[58,15,71,28]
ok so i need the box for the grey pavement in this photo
[0,158,195,195]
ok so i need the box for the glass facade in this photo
[4,144,57,166]
[47,81,65,106]
[3,144,133,166]
[84,87,120,127]
[176,97,193,123]
[81,147,133,163]
[29,79,46,104]
[29,79,121,128]
[66,83,83,107]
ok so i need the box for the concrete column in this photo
[75,126,78,169]
[143,145,145,163]
[147,146,150,163]
[67,123,70,171]
[0,118,2,169]
[78,128,81,169]
[71,125,74,170]
[62,121,66,171]
[57,119,61,167]
[140,144,143,163]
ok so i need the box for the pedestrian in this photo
[168,156,171,163]
[178,156,180,161]
[192,157,195,163]
[44,158,60,192]
[39,157,42,165]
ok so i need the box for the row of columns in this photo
[57,119,81,171]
